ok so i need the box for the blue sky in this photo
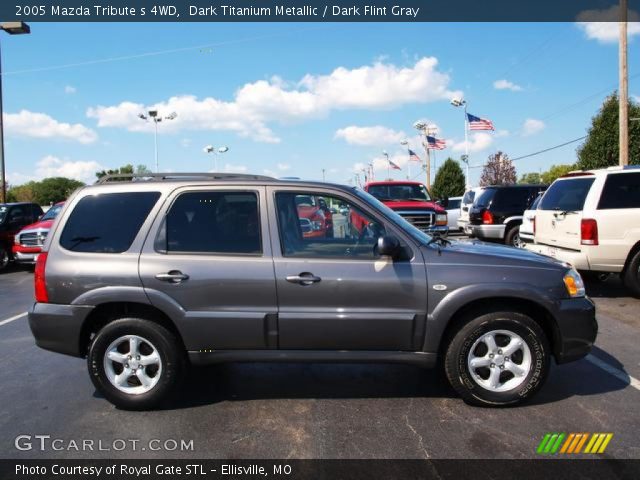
[2,21,639,188]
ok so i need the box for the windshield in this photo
[528,194,542,211]
[41,204,63,221]
[0,206,7,224]
[462,190,476,204]
[354,188,432,245]
[367,184,431,202]
[539,177,595,211]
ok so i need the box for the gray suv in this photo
[29,173,597,410]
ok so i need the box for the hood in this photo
[18,218,54,233]
[382,200,445,213]
[438,239,568,270]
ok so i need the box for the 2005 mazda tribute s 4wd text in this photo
[28,173,597,410]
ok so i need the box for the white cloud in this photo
[522,118,546,136]
[576,7,640,43]
[277,163,291,171]
[5,110,97,144]
[87,57,461,143]
[493,79,523,92]
[64,85,77,94]
[451,132,494,154]
[496,129,510,137]
[35,155,103,183]
[335,125,406,146]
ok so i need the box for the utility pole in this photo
[619,0,629,166]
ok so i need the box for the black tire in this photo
[0,245,10,272]
[88,318,185,410]
[623,250,640,298]
[504,225,522,247]
[444,311,550,407]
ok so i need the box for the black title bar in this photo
[2,0,640,22]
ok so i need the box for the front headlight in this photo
[14,234,20,245]
[563,268,585,298]
[435,214,447,225]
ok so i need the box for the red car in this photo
[357,181,448,235]
[296,195,333,238]
[13,202,64,264]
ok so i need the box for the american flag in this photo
[426,136,446,150]
[467,113,495,131]
[389,159,402,170]
[408,149,421,162]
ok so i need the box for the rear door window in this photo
[159,191,261,255]
[539,177,595,211]
[60,192,160,253]
[597,172,640,209]
[474,189,496,208]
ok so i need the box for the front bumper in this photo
[553,297,598,364]
[28,303,93,357]
[465,223,506,240]
[519,231,534,243]
[12,247,41,264]
[427,225,449,236]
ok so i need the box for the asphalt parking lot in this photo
[0,258,639,460]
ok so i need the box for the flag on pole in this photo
[388,159,401,170]
[426,136,446,150]
[408,149,421,162]
[467,113,494,131]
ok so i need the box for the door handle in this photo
[286,273,321,286]
[155,271,190,283]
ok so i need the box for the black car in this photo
[467,185,547,246]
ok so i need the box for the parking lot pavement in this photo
[0,267,639,460]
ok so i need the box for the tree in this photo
[95,164,135,180]
[135,164,152,175]
[479,151,516,186]
[7,177,85,205]
[540,164,575,185]
[431,158,466,199]
[576,92,640,170]
[518,172,542,184]
[33,177,85,204]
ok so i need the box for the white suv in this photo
[457,187,484,233]
[526,166,640,296]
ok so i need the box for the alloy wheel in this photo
[467,329,532,392]
[103,335,162,395]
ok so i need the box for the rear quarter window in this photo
[539,177,594,211]
[60,192,160,253]
[597,172,640,209]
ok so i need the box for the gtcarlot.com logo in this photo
[537,433,613,455]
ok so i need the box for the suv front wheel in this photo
[88,318,185,410]
[444,311,550,406]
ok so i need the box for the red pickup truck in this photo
[12,202,64,265]
[360,180,448,235]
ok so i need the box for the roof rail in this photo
[95,172,274,184]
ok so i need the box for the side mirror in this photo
[439,196,449,209]
[377,235,401,258]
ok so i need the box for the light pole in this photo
[400,140,411,179]
[203,145,229,172]
[0,22,30,204]
[619,0,629,166]
[451,98,470,188]
[413,121,435,190]
[138,110,177,172]
[382,150,390,180]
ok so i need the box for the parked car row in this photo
[455,166,640,297]
[0,202,44,271]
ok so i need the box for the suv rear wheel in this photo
[0,246,10,271]
[88,318,185,410]
[505,226,524,248]
[623,249,640,298]
[444,311,549,406]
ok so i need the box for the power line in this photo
[467,135,587,170]
[0,25,336,76]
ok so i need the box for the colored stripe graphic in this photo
[538,433,613,455]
